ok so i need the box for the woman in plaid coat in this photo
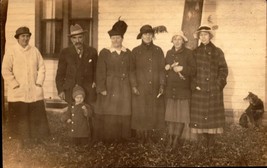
[190,25,228,152]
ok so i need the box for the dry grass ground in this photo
[3,111,267,167]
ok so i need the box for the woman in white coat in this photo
[2,26,50,149]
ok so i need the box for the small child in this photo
[62,85,93,146]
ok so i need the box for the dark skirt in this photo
[93,114,131,142]
[8,100,50,140]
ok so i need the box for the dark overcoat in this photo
[56,45,98,104]
[95,48,132,116]
[190,42,228,129]
[64,103,92,138]
[130,42,166,130]
[165,46,196,99]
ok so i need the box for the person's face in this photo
[142,33,153,44]
[199,32,211,45]
[74,95,84,105]
[172,35,184,49]
[110,35,123,48]
[71,34,84,49]
[17,34,30,48]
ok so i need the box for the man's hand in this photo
[58,92,65,100]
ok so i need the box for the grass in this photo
[3,111,267,167]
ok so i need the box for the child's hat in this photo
[72,85,85,99]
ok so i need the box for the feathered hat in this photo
[137,25,168,39]
[108,17,128,37]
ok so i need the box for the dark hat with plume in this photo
[108,17,128,37]
[137,25,168,39]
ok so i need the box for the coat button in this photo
[149,81,152,84]
[149,58,152,61]
[71,129,74,132]
[172,88,176,91]
[204,117,208,120]
[149,69,152,72]
[206,78,209,81]
[71,121,74,124]
[72,114,74,116]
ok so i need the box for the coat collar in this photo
[107,46,127,55]
[141,40,154,49]
[171,45,185,54]
[16,42,31,52]
[199,42,216,49]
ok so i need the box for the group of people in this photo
[2,19,228,153]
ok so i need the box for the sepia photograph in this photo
[1,0,267,167]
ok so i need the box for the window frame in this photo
[35,0,98,60]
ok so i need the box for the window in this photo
[36,0,98,59]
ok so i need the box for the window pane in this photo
[43,0,63,19]
[71,0,92,18]
[42,21,63,57]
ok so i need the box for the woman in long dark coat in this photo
[131,25,166,143]
[190,25,228,152]
[94,20,132,142]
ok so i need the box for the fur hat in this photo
[72,85,85,99]
[171,31,188,42]
[14,26,32,39]
[136,25,154,39]
[68,24,87,37]
[193,25,214,39]
[108,19,128,37]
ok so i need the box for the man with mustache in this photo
[56,24,98,107]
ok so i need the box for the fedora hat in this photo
[137,25,154,39]
[193,25,214,39]
[68,24,87,37]
[14,26,32,39]
[171,31,188,42]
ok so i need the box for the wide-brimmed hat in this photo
[171,31,188,42]
[68,24,87,37]
[137,25,154,39]
[14,26,32,39]
[72,85,85,99]
[193,25,214,39]
[108,19,128,37]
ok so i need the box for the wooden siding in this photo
[201,0,267,123]
[98,0,185,55]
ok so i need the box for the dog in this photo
[239,92,264,128]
